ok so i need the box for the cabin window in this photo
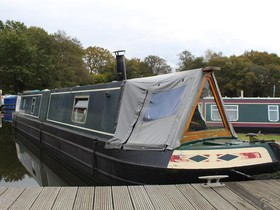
[143,86,185,121]
[72,96,89,123]
[268,105,279,122]
[21,98,27,110]
[225,105,238,121]
[19,96,41,116]
[211,105,238,122]
[31,97,36,114]
[211,105,221,121]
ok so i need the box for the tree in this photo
[25,26,56,90]
[143,55,172,75]
[177,50,205,71]
[51,31,92,88]
[204,49,223,62]
[125,58,145,79]
[0,21,93,92]
[0,20,35,93]
[84,46,115,75]
[208,55,252,96]
[242,50,280,66]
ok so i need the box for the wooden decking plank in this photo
[160,185,195,210]
[94,186,113,210]
[144,185,176,210]
[252,180,280,196]
[191,184,236,210]
[0,187,7,195]
[112,186,134,210]
[0,187,25,210]
[237,180,280,210]
[73,187,94,210]
[263,179,280,189]
[213,185,258,210]
[30,187,60,210]
[128,185,154,210]
[176,184,215,210]
[8,187,42,210]
[52,187,78,210]
[227,182,273,210]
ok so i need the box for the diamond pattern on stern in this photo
[218,154,238,161]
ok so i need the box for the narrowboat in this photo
[12,54,280,185]
[201,96,280,133]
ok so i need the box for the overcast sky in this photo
[1,0,280,66]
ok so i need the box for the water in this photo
[0,122,98,187]
[0,122,39,187]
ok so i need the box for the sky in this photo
[1,0,280,66]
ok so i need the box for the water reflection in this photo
[0,122,38,187]
[14,131,99,186]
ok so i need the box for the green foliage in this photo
[0,21,35,93]
[125,58,145,78]
[143,55,172,75]
[178,49,280,97]
[84,46,115,75]
[176,50,206,71]
[0,21,93,93]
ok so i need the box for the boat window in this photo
[211,105,238,122]
[143,86,186,121]
[18,95,41,116]
[268,105,279,122]
[31,97,36,114]
[20,98,27,111]
[225,105,238,121]
[72,96,89,123]
[188,80,226,132]
[181,76,233,144]
[211,105,221,121]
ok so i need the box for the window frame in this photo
[71,95,90,124]
[225,105,239,122]
[268,105,279,122]
[211,104,221,121]
[31,97,36,114]
[181,75,232,144]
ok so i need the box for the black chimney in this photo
[114,50,127,81]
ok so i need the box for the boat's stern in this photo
[171,142,278,167]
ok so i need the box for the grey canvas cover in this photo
[105,68,204,150]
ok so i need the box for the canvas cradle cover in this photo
[105,68,204,150]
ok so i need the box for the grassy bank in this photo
[237,133,280,142]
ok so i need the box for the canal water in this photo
[0,122,39,187]
[0,122,98,187]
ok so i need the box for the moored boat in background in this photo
[201,96,280,133]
